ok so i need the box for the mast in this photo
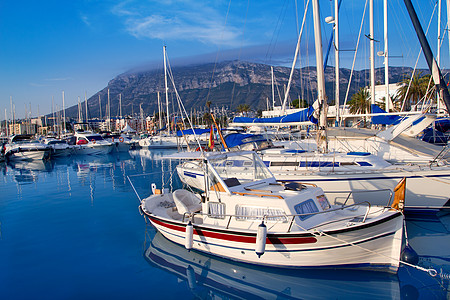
[370,0,375,109]
[163,46,170,134]
[76,97,80,123]
[53,96,57,132]
[62,91,66,134]
[334,0,340,126]
[312,0,328,153]
[98,94,102,119]
[281,0,310,115]
[403,0,450,113]
[157,91,162,132]
[437,0,442,113]
[10,96,14,134]
[119,93,122,118]
[107,88,111,131]
[384,0,390,111]
[271,66,275,109]
[85,92,88,125]
[5,109,8,136]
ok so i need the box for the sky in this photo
[0,0,445,119]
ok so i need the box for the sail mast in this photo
[370,0,375,110]
[334,0,340,125]
[312,0,328,153]
[62,91,66,134]
[384,0,390,112]
[403,0,450,113]
[163,46,170,134]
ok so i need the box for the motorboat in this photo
[103,133,135,152]
[177,133,450,208]
[72,131,114,155]
[43,137,73,157]
[138,134,181,149]
[139,151,404,272]
[4,134,51,161]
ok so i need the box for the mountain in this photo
[64,60,420,119]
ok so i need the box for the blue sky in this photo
[0,0,444,119]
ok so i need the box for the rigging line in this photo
[205,0,232,107]
[165,50,203,150]
[400,1,437,112]
[340,0,369,127]
[229,0,251,110]
[264,0,290,63]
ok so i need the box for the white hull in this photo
[74,144,113,155]
[7,149,48,161]
[50,147,73,157]
[144,207,403,271]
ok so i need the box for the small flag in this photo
[208,125,214,149]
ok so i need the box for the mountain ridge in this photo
[63,60,423,119]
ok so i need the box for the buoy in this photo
[185,221,194,250]
[401,244,419,265]
[255,221,267,257]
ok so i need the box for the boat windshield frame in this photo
[206,151,274,188]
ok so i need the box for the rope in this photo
[340,0,368,126]
[292,212,436,276]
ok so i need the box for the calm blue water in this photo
[0,149,449,299]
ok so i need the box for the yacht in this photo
[4,135,50,161]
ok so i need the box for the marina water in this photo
[1,149,449,299]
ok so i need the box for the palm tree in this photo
[396,72,433,110]
[236,104,250,116]
[348,88,371,127]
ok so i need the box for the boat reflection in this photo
[145,232,402,299]
[144,210,450,299]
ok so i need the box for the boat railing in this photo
[182,200,377,233]
[326,188,394,207]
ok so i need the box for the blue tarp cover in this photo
[371,104,402,125]
[224,133,267,148]
[233,107,317,124]
[176,128,214,137]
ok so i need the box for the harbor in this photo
[1,0,450,298]
[0,149,449,299]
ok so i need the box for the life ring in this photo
[119,137,124,143]
[91,139,96,144]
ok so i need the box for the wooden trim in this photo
[232,191,283,199]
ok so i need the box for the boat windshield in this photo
[208,152,273,182]
[86,135,104,141]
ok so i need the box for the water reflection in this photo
[144,209,450,299]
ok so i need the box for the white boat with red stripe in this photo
[139,151,404,272]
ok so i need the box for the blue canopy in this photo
[176,128,214,137]
[371,104,402,125]
[232,107,317,124]
[224,133,267,148]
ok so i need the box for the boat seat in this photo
[223,177,241,187]
[173,189,202,215]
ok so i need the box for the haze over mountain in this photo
[64,60,420,119]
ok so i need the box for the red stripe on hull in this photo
[151,217,317,245]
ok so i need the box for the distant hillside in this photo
[64,60,422,119]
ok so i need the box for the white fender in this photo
[185,221,194,250]
[255,221,267,257]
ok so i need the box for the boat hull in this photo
[74,144,114,155]
[143,210,403,272]
[6,149,49,161]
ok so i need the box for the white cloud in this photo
[80,14,91,27]
[111,0,243,46]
